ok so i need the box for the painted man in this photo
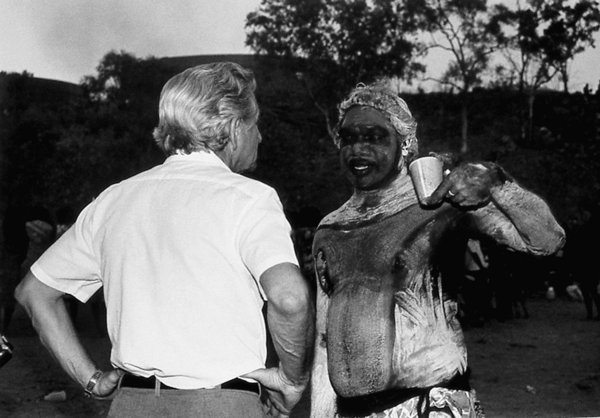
[310,83,565,417]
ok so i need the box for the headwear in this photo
[334,82,418,159]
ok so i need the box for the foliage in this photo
[0,72,80,211]
[422,0,500,92]
[2,49,599,233]
[81,50,171,173]
[492,1,559,93]
[245,0,427,133]
[419,0,502,153]
[48,51,171,211]
[490,0,600,143]
[246,0,426,83]
[542,0,600,93]
[491,0,600,93]
[241,56,348,214]
[0,52,170,216]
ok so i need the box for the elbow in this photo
[261,263,315,318]
[551,227,567,253]
[14,270,40,309]
[14,278,31,309]
[527,224,566,256]
[272,289,312,317]
[269,277,313,318]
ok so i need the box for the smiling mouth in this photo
[348,158,373,176]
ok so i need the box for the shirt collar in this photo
[165,150,231,171]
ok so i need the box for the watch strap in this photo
[84,370,103,397]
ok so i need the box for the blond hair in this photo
[153,62,258,155]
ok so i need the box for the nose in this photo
[258,131,263,144]
[350,141,368,154]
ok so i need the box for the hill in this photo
[1,56,598,230]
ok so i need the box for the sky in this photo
[1,0,599,91]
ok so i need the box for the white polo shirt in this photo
[31,151,299,389]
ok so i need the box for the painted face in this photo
[231,120,262,173]
[338,106,402,190]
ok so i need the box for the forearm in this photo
[474,181,565,255]
[267,289,315,386]
[15,272,97,388]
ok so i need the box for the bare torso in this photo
[314,204,469,397]
[310,170,565,417]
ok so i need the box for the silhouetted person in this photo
[1,204,54,333]
[487,245,530,321]
[567,201,600,320]
[461,238,492,327]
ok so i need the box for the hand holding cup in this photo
[425,162,507,207]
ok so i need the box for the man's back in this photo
[32,151,298,389]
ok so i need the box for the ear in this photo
[227,119,241,151]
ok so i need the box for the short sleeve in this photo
[237,189,299,283]
[30,201,103,302]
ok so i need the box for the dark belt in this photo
[336,371,471,416]
[121,374,260,394]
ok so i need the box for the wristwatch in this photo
[84,370,104,398]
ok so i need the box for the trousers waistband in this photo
[120,374,260,395]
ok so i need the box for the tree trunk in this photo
[527,92,535,143]
[561,68,570,94]
[460,94,469,154]
[519,103,527,143]
[518,84,527,143]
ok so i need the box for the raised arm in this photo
[471,180,565,254]
[428,162,565,255]
[244,262,314,417]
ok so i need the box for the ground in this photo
[1,293,599,418]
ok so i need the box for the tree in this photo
[491,0,600,142]
[0,52,173,215]
[542,0,600,93]
[0,72,85,212]
[245,0,427,139]
[420,0,501,153]
[81,50,170,179]
[492,1,557,143]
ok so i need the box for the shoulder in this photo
[221,175,284,216]
[319,203,349,227]
[230,173,276,197]
[318,201,457,229]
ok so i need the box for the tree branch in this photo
[296,73,336,141]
